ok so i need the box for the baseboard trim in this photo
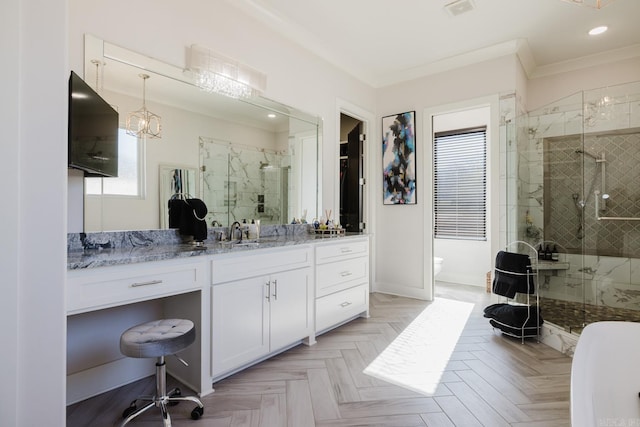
[372,282,431,300]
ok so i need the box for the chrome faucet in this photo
[229,221,242,241]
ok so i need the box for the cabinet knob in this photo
[340,301,352,308]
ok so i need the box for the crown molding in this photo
[373,40,527,88]
[526,44,640,79]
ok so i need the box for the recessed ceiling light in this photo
[267,113,277,119]
[588,25,608,36]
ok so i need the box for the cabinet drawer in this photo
[316,284,368,333]
[211,246,312,284]
[315,238,368,264]
[316,257,368,297]
[67,260,204,314]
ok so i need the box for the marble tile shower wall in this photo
[200,139,290,226]
[515,81,640,314]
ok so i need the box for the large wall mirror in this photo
[82,34,321,231]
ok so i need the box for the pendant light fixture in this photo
[126,74,161,139]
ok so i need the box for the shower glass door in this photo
[509,80,640,334]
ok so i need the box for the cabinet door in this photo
[211,276,269,377]
[269,268,311,351]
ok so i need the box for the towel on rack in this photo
[168,198,208,242]
[484,303,543,337]
[483,303,543,326]
[492,250,534,298]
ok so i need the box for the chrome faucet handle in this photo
[229,221,242,241]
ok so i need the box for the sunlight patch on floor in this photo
[363,297,474,396]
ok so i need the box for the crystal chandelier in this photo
[126,74,161,139]
[561,0,615,8]
[188,45,267,99]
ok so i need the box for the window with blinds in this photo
[434,127,486,240]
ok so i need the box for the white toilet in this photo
[434,257,444,277]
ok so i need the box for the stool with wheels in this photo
[119,318,204,426]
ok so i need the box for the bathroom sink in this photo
[571,321,640,427]
[220,239,260,248]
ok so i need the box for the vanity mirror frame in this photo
[82,34,322,232]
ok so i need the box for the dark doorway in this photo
[340,114,364,232]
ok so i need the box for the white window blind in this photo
[434,127,486,240]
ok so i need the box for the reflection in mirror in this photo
[159,166,197,229]
[200,123,318,227]
[82,34,321,232]
[200,138,287,227]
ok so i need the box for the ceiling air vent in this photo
[444,0,475,17]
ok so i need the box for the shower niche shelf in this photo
[533,261,569,271]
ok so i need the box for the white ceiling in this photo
[226,0,640,87]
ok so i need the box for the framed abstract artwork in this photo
[382,111,416,205]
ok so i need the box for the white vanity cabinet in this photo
[210,246,313,379]
[315,237,369,333]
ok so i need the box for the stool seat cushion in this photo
[120,319,196,359]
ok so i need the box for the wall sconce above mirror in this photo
[80,34,321,232]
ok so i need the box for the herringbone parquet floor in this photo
[67,284,572,426]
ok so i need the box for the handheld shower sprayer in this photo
[575,149,607,212]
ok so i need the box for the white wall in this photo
[374,55,519,299]
[1,1,20,424]
[2,0,67,425]
[527,57,640,111]
[432,107,493,287]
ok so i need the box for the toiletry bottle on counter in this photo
[551,245,559,261]
[249,219,260,240]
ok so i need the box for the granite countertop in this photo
[67,225,367,270]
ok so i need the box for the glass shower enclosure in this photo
[507,80,640,334]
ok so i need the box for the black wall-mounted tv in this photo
[68,71,119,177]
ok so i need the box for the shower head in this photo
[575,149,600,161]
